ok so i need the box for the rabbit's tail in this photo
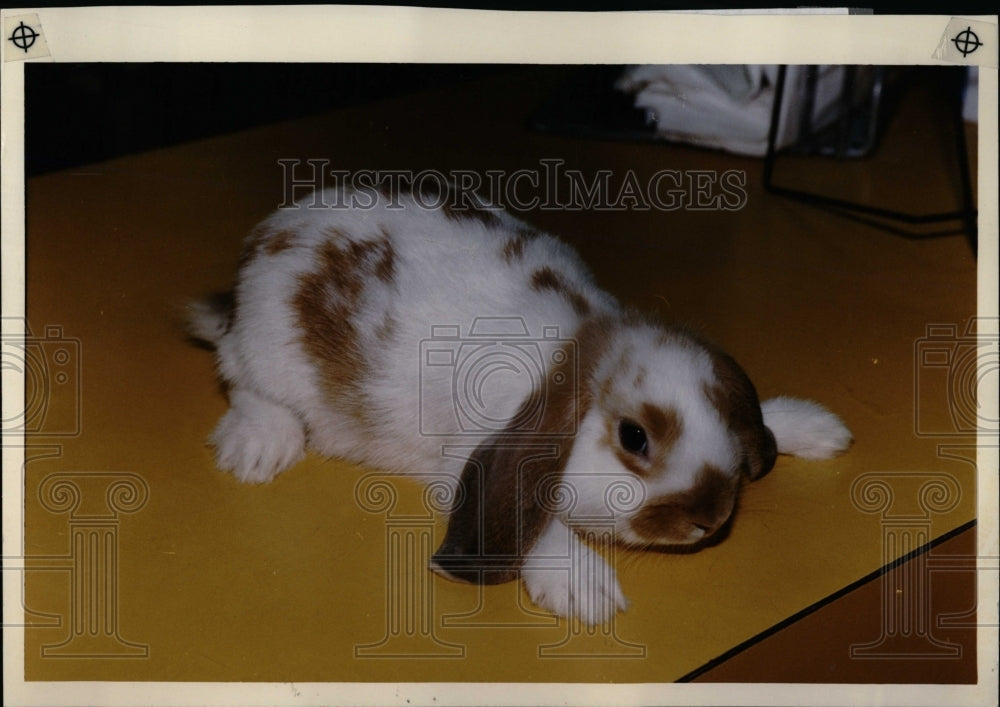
[185,292,234,348]
[761,396,853,460]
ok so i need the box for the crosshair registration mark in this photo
[951,26,983,58]
[8,20,38,52]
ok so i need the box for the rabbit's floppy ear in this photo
[430,436,568,585]
[703,345,777,481]
[431,317,612,585]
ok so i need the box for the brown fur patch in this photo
[641,403,683,451]
[567,292,593,317]
[503,227,541,262]
[374,313,396,343]
[293,243,366,408]
[530,267,592,317]
[700,342,777,480]
[293,231,396,414]
[373,230,396,283]
[263,229,297,255]
[322,225,349,241]
[238,227,299,270]
[328,242,366,299]
[531,266,561,291]
[503,235,527,262]
[630,465,737,541]
[614,445,649,478]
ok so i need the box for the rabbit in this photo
[188,181,852,625]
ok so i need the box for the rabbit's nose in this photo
[628,465,739,544]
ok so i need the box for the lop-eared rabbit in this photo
[189,184,851,625]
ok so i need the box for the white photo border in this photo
[2,7,997,707]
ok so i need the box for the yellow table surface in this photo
[20,67,979,683]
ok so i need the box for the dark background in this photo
[25,64,508,175]
[21,3,991,176]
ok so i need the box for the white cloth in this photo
[615,65,845,157]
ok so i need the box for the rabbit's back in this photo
[226,187,618,476]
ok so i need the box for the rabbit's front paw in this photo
[210,388,305,483]
[522,534,628,626]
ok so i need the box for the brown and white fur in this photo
[188,185,852,625]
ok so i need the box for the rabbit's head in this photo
[431,313,777,583]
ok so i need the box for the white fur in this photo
[208,190,616,485]
[191,187,852,625]
[521,518,628,625]
[761,396,853,460]
[210,388,306,483]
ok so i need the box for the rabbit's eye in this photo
[618,419,649,458]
